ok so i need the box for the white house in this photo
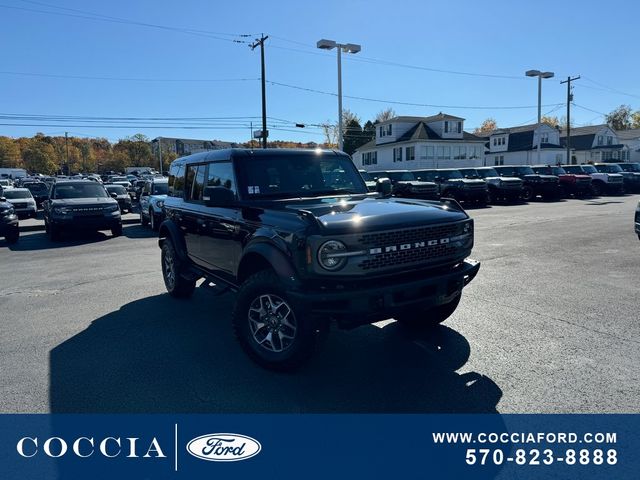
[614,128,640,163]
[481,123,566,166]
[560,125,630,164]
[353,113,486,171]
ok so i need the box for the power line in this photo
[0,2,251,43]
[267,80,564,110]
[0,70,259,82]
[581,76,640,101]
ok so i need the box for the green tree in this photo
[606,105,633,130]
[631,111,640,129]
[113,134,153,168]
[0,137,21,167]
[343,119,364,155]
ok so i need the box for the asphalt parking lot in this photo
[0,196,638,414]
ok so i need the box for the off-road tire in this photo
[161,240,196,298]
[111,223,123,237]
[5,225,19,244]
[232,270,320,371]
[521,185,534,201]
[140,210,149,227]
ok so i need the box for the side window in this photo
[142,182,150,195]
[206,162,236,193]
[186,164,206,202]
[168,163,185,197]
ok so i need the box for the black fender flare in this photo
[158,219,188,263]
[238,240,301,290]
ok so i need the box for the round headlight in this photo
[156,200,165,208]
[317,240,347,271]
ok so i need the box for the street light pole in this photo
[336,46,343,151]
[317,39,361,152]
[526,69,554,165]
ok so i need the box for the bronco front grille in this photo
[356,222,467,271]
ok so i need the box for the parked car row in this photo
[360,162,640,204]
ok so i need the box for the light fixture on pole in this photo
[317,38,361,151]
[526,69,554,165]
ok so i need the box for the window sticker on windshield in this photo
[248,186,260,194]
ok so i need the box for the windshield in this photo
[106,185,127,195]
[552,167,567,175]
[25,183,48,193]
[459,169,479,178]
[238,154,367,199]
[596,164,623,173]
[359,171,373,181]
[439,170,464,180]
[110,176,127,182]
[618,163,640,172]
[152,183,168,195]
[581,165,597,174]
[3,190,32,199]
[476,168,499,178]
[414,171,437,182]
[388,171,415,181]
[54,183,108,199]
[515,166,535,175]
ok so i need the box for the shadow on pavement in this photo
[7,231,112,251]
[122,224,157,239]
[49,285,502,413]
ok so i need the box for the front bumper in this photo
[289,259,480,327]
[457,188,488,201]
[49,214,121,230]
[0,215,19,234]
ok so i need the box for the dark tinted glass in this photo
[186,165,206,201]
[54,184,108,199]
[238,155,366,198]
[152,183,168,195]
[106,185,127,194]
[207,162,236,192]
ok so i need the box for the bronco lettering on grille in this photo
[369,237,453,255]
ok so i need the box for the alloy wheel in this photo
[248,294,297,353]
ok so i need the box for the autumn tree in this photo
[474,118,497,135]
[22,139,58,174]
[541,115,560,128]
[632,111,640,129]
[606,105,633,130]
[375,108,396,123]
[113,134,153,167]
[0,137,21,168]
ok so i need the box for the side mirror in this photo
[375,178,392,197]
[203,186,235,207]
[110,192,118,199]
[0,196,5,202]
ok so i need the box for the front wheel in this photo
[521,185,534,201]
[395,293,462,330]
[111,223,122,237]
[161,240,196,298]
[5,225,19,244]
[591,182,603,196]
[149,209,159,231]
[232,270,320,371]
[140,209,149,227]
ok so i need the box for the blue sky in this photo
[1,0,639,143]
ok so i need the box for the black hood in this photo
[279,196,467,234]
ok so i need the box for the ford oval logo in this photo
[186,433,261,462]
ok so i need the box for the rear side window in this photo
[168,163,185,197]
[207,162,236,193]
[186,164,206,202]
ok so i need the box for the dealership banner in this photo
[0,414,637,479]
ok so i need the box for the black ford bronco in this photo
[159,149,479,370]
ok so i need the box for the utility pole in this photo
[158,137,163,175]
[250,34,269,149]
[560,75,580,165]
[64,132,70,175]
